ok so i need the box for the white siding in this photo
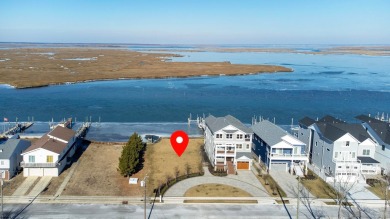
[0,159,10,169]
[23,149,59,164]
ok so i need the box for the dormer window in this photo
[226,134,233,139]
[237,134,243,139]
[216,134,222,139]
[346,141,350,146]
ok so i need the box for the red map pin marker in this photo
[170,130,189,157]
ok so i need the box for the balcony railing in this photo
[21,161,58,168]
[269,153,308,160]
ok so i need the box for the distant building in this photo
[356,114,390,173]
[298,115,379,183]
[252,120,308,176]
[21,125,77,177]
[0,138,31,180]
[203,115,253,174]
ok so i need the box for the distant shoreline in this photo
[0,47,292,89]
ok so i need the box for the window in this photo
[226,134,232,139]
[346,141,350,146]
[351,152,356,158]
[237,134,243,139]
[315,142,318,147]
[338,166,342,168]
[246,144,250,149]
[216,134,222,138]
[354,167,358,169]
[245,134,250,139]
[334,152,338,158]
[0,161,3,165]
[47,155,54,163]
[363,149,370,156]
[29,155,35,163]
[301,132,303,135]
[346,166,350,169]
[236,144,242,149]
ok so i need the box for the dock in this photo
[75,122,91,139]
[1,122,34,138]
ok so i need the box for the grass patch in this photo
[253,165,287,197]
[300,169,338,199]
[184,200,258,204]
[147,138,204,193]
[184,183,252,197]
[275,200,290,204]
[324,201,353,206]
[366,181,387,199]
[3,172,26,196]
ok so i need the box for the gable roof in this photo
[0,139,31,159]
[298,116,316,127]
[48,126,76,142]
[22,126,75,155]
[356,115,390,145]
[317,115,346,124]
[315,122,371,142]
[251,120,290,146]
[205,115,251,134]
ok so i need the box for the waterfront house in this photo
[21,125,77,177]
[298,115,379,183]
[251,120,308,176]
[203,115,253,174]
[0,137,31,180]
[356,114,390,174]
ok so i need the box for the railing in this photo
[269,153,308,158]
[21,161,58,168]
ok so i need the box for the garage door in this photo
[237,162,249,169]
[271,163,288,172]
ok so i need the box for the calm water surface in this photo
[1,48,389,141]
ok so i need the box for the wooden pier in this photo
[1,122,34,138]
[75,122,91,139]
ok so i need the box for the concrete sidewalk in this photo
[28,176,52,196]
[12,176,39,196]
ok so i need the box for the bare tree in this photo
[174,166,180,181]
[185,162,191,177]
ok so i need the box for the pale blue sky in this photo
[1,0,389,44]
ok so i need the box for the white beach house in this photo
[21,125,77,177]
[203,115,253,174]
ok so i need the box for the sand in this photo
[0,48,292,88]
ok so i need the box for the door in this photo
[237,162,249,169]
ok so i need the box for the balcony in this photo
[269,153,308,160]
[21,161,59,168]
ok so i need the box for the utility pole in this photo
[297,176,300,219]
[141,175,148,219]
[1,173,3,219]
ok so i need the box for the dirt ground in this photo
[62,142,146,196]
[184,183,252,197]
[146,138,204,190]
[3,172,25,196]
[0,48,292,88]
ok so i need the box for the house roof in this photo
[251,120,290,146]
[205,115,251,134]
[0,139,31,159]
[315,123,371,142]
[357,156,380,164]
[356,115,390,145]
[317,115,346,124]
[48,126,76,142]
[22,126,75,154]
[236,152,252,160]
[298,116,316,127]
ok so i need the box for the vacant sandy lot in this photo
[62,142,145,196]
[0,48,292,88]
[62,138,203,196]
[146,138,203,190]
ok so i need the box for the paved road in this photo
[165,167,269,197]
[2,202,385,219]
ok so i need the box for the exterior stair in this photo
[227,161,235,174]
